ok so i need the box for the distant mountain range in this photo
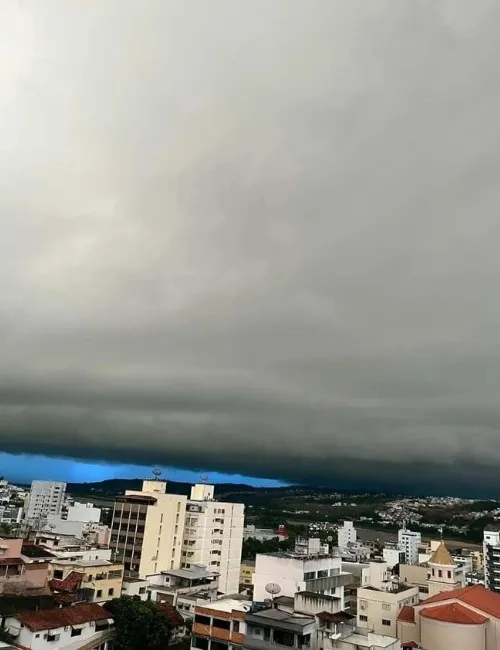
[66,477,296,500]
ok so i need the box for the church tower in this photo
[427,541,465,597]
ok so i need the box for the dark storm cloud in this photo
[1,0,500,495]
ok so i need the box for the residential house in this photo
[5,602,113,650]
[49,559,123,604]
[191,598,250,650]
[357,583,419,637]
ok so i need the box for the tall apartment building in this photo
[484,525,500,591]
[338,521,357,548]
[25,481,66,522]
[398,527,421,565]
[110,480,187,578]
[182,484,244,594]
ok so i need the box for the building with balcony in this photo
[397,584,500,650]
[357,583,419,637]
[337,522,357,550]
[484,525,500,591]
[0,538,50,595]
[110,479,187,578]
[5,602,113,650]
[49,558,123,604]
[192,598,250,650]
[147,565,219,607]
[316,610,401,650]
[252,549,348,605]
[397,528,421,565]
[25,481,66,523]
[183,484,244,595]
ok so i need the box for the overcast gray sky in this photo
[1,0,500,494]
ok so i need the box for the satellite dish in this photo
[265,583,281,597]
[327,536,333,542]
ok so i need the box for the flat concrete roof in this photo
[200,598,251,613]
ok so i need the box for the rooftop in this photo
[342,632,399,649]
[15,603,111,632]
[161,566,218,580]
[420,602,488,625]
[299,591,340,601]
[52,559,118,568]
[419,584,500,619]
[199,598,251,614]
[397,606,415,623]
[249,608,314,627]
[21,545,56,559]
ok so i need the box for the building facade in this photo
[49,558,123,603]
[338,521,357,549]
[484,525,500,591]
[192,599,249,650]
[110,479,187,578]
[25,481,66,522]
[252,550,348,604]
[397,528,421,565]
[357,584,419,637]
[182,484,244,594]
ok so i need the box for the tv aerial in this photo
[152,466,162,481]
[265,582,281,604]
[200,474,208,484]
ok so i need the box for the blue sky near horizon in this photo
[0,452,285,487]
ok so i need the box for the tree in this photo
[106,596,175,650]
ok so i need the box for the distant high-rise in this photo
[338,520,357,548]
[25,480,66,522]
[484,525,500,591]
[182,484,244,594]
[398,527,421,565]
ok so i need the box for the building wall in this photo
[253,554,343,602]
[398,530,421,565]
[240,562,255,585]
[50,561,123,603]
[357,586,419,637]
[121,579,149,600]
[0,538,22,558]
[338,521,357,548]
[67,503,101,523]
[26,481,66,521]
[368,562,391,590]
[137,493,186,577]
[183,496,244,594]
[420,617,486,650]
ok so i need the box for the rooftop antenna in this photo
[200,474,208,484]
[265,582,281,606]
[152,466,162,481]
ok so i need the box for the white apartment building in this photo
[382,544,405,569]
[338,521,357,548]
[66,502,101,523]
[110,479,187,578]
[252,547,348,605]
[398,528,421,565]
[25,481,66,522]
[357,584,419,637]
[182,484,244,594]
[484,525,500,592]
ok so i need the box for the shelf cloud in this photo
[1,1,500,494]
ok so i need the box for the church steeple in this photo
[427,542,463,597]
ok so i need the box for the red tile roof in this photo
[420,602,488,625]
[15,603,111,632]
[157,601,184,627]
[420,585,500,620]
[49,571,83,592]
[398,605,415,623]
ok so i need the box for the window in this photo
[192,637,209,650]
[139,587,146,594]
[304,571,316,581]
[317,570,328,578]
[330,568,340,577]
[233,621,240,633]
[359,600,367,610]
[447,571,452,579]
[382,619,391,627]
[195,615,211,626]
[382,604,391,611]
[212,618,231,631]
[432,569,435,577]
[71,628,83,637]
[96,590,103,598]
[438,570,442,578]
[53,570,63,580]
[359,615,368,622]
[108,588,114,596]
